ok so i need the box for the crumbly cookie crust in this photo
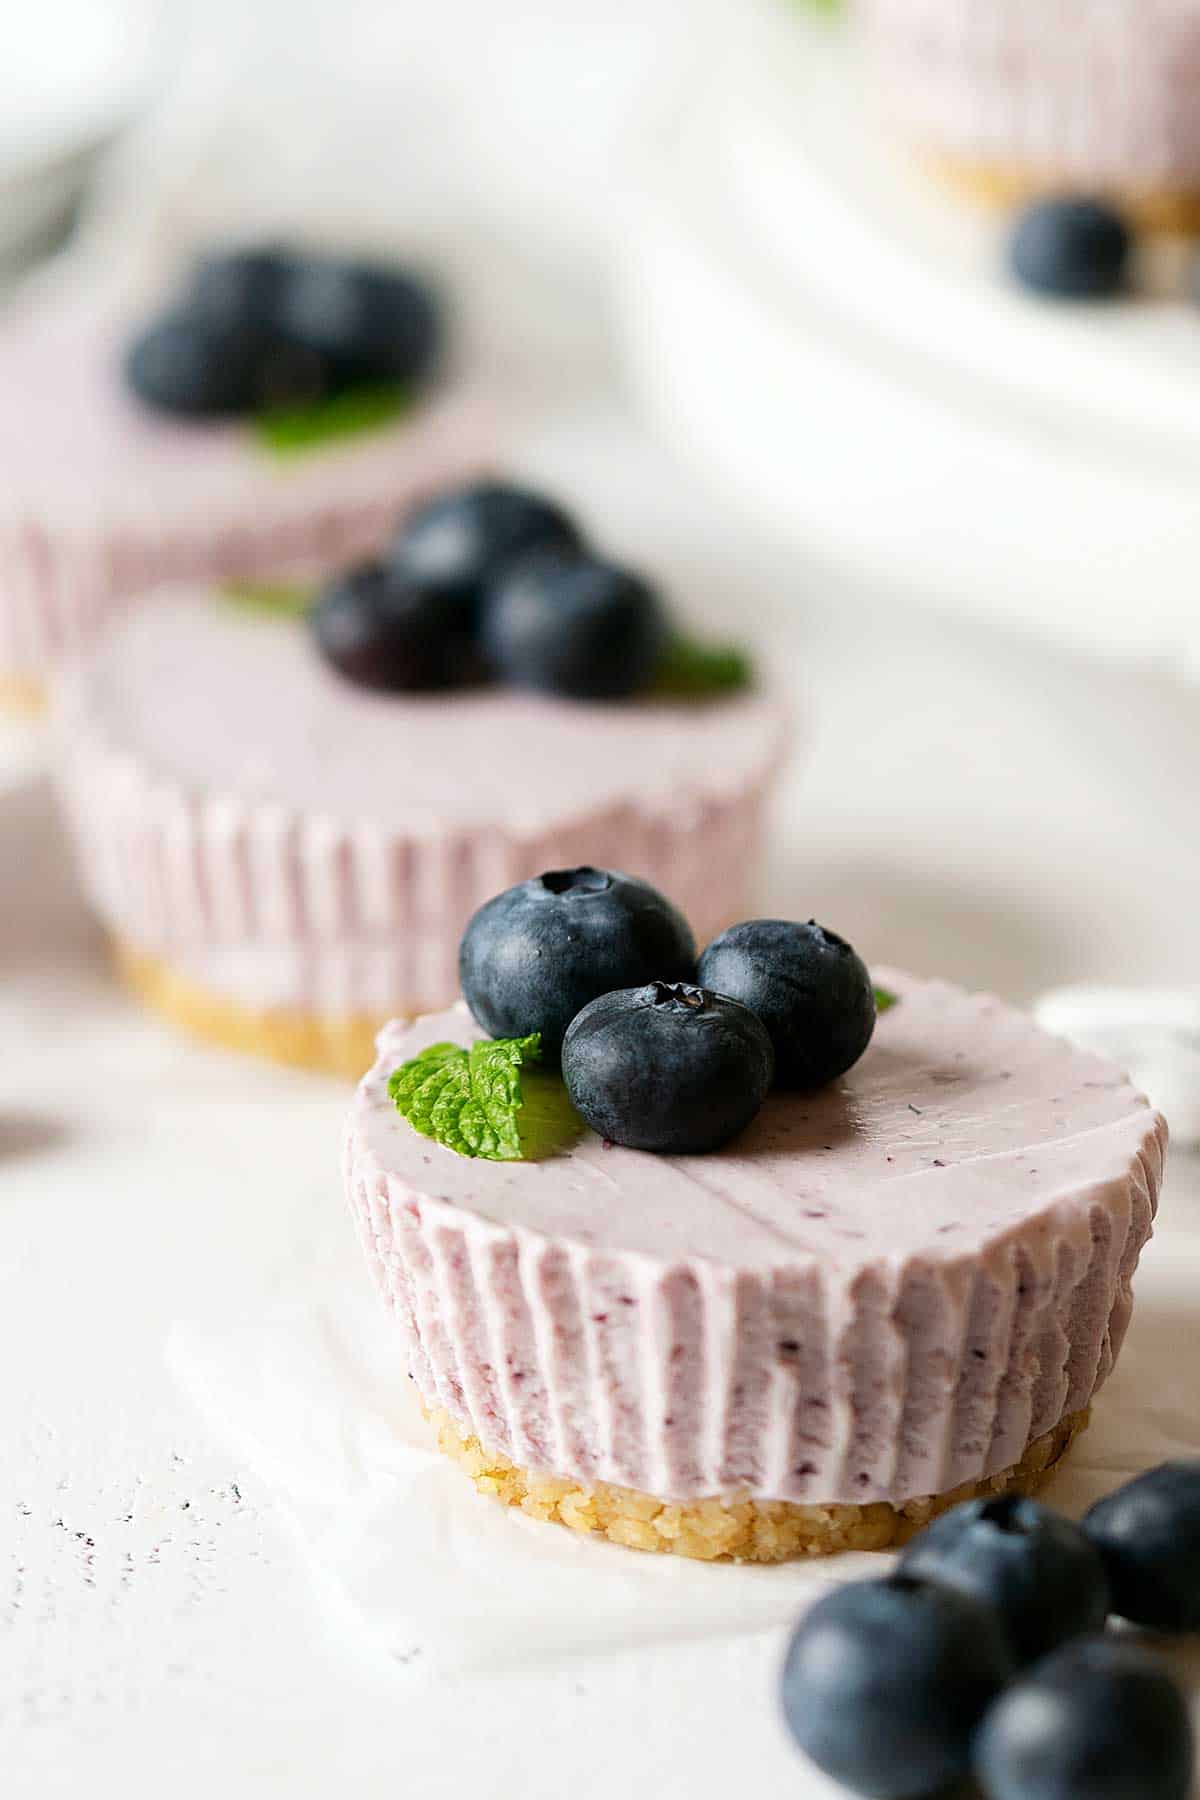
[920,151,1200,234]
[115,941,390,1079]
[429,1404,1090,1562]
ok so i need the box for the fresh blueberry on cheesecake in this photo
[388,482,583,622]
[126,244,443,419]
[697,918,876,1088]
[188,244,293,328]
[274,255,441,387]
[482,548,668,700]
[561,981,774,1153]
[310,563,482,691]
[899,1493,1110,1665]
[459,868,695,1063]
[125,313,280,417]
[1010,197,1131,301]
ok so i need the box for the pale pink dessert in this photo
[0,290,491,689]
[344,975,1166,1558]
[852,0,1200,222]
[54,594,788,1074]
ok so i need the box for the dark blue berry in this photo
[1083,1460,1200,1630]
[459,869,695,1063]
[482,548,668,700]
[187,244,293,328]
[388,484,582,623]
[310,563,481,692]
[899,1493,1109,1666]
[561,982,773,1153]
[1010,197,1131,299]
[696,918,875,1088]
[275,255,441,386]
[780,1573,1013,1800]
[974,1637,1193,1800]
[125,313,276,417]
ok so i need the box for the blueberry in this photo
[186,244,294,328]
[780,1573,1014,1800]
[899,1493,1110,1666]
[275,255,441,386]
[1010,197,1131,300]
[974,1637,1193,1800]
[1083,1460,1200,1631]
[459,868,695,1064]
[696,918,875,1089]
[482,548,668,700]
[310,563,481,692]
[561,982,773,1154]
[125,313,280,418]
[388,483,582,623]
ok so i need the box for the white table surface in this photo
[5,397,1200,1799]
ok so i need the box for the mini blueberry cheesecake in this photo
[344,878,1167,1561]
[54,484,788,1074]
[852,0,1200,231]
[0,243,491,708]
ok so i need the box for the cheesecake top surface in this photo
[351,974,1165,1272]
[62,594,788,831]
[0,290,480,512]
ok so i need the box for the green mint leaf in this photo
[874,986,899,1014]
[515,1070,587,1161]
[387,1033,583,1161]
[220,579,314,619]
[252,381,411,458]
[650,633,754,700]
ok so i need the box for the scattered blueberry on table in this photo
[974,1637,1193,1800]
[780,1573,1014,1799]
[778,1461,1200,1799]
[898,1492,1110,1666]
[1083,1459,1200,1631]
[561,980,775,1154]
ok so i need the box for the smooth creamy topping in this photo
[356,973,1160,1271]
[71,595,787,831]
[0,299,244,498]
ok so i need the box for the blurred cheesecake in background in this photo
[51,483,789,1076]
[851,0,1200,231]
[614,0,1200,675]
[0,249,493,711]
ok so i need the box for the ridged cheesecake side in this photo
[344,981,1165,1510]
[53,599,788,1054]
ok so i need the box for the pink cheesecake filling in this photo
[345,975,1165,1504]
[55,595,788,1017]
[0,291,492,676]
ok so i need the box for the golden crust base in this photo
[0,674,47,717]
[114,940,394,1079]
[430,1405,1090,1562]
[919,150,1200,235]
